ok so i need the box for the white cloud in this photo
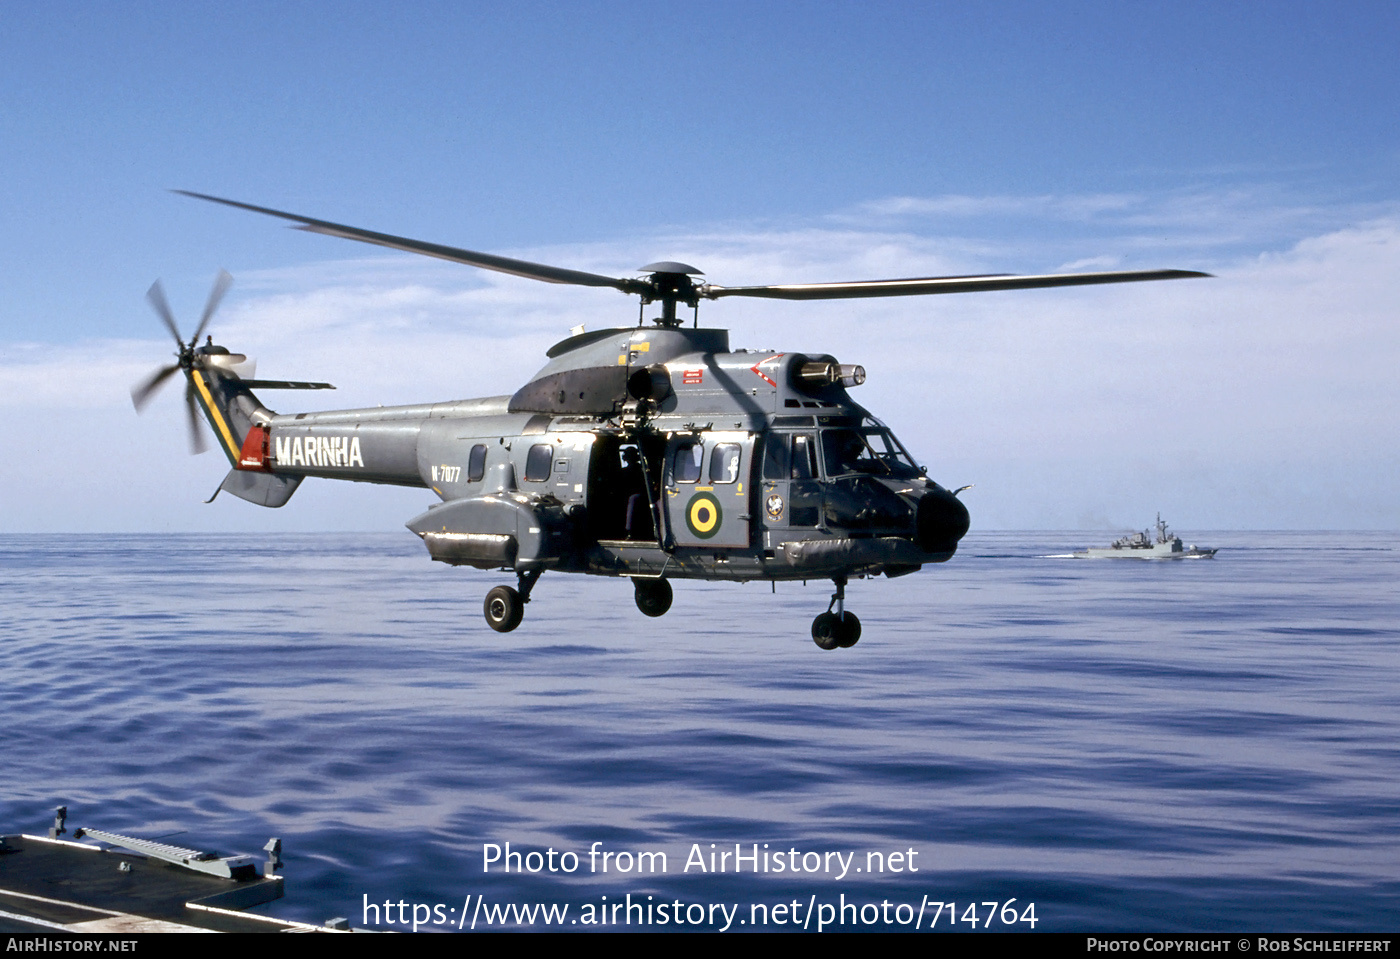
[2,196,1397,531]
[856,192,1143,221]
[842,187,1400,262]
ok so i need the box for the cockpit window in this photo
[762,434,789,480]
[791,434,817,480]
[820,427,922,479]
[762,433,818,480]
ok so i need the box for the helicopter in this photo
[133,191,1207,648]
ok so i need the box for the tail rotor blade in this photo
[184,382,209,455]
[146,280,182,344]
[191,269,233,346]
[131,363,180,412]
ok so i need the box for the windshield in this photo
[820,424,923,479]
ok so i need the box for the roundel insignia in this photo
[686,492,723,539]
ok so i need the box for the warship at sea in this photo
[1071,514,1217,560]
[0,807,351,934]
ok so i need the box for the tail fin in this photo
[186,361,270,470]
[188,362,303,508]
[187,358,335,508]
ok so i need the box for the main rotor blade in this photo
[701,269,1211,301]
[175,191,647,294]
[191,269,233,345]
[131,363,180,412]
[184,382,208,455]
[146,280,183,343]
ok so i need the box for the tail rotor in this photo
[130,270,233,455]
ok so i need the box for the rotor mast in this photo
[637,262,703,328]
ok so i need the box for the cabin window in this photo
[468,444,487,482]
[710,444,741,484]
[673,440,703,483]
[525,444,553,482]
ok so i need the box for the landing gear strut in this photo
[633,578,673,617]
[812,575,861,650]
[483,569,542,633]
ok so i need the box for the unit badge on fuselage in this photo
[765,493,785,521]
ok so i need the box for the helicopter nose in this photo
[916,486,971,558]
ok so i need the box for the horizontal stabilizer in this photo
[216,469,303,508]
[239,379,336,390]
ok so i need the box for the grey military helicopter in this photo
[133,192,1206,648]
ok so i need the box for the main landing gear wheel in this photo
[634,578,673,617]
[484,586,524,633]
[811,612,861,650]
[483,569,541,634]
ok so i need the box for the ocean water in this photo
[1,530,1396,932]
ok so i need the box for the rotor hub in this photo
[637,263,705,327]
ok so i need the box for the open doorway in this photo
[589,434,665,544]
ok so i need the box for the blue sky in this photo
[2,2,1397,530]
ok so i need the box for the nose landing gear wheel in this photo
[812,612,861,650]
[484,585,524,633]
[634,578,673,617]
[812,574,860,649]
